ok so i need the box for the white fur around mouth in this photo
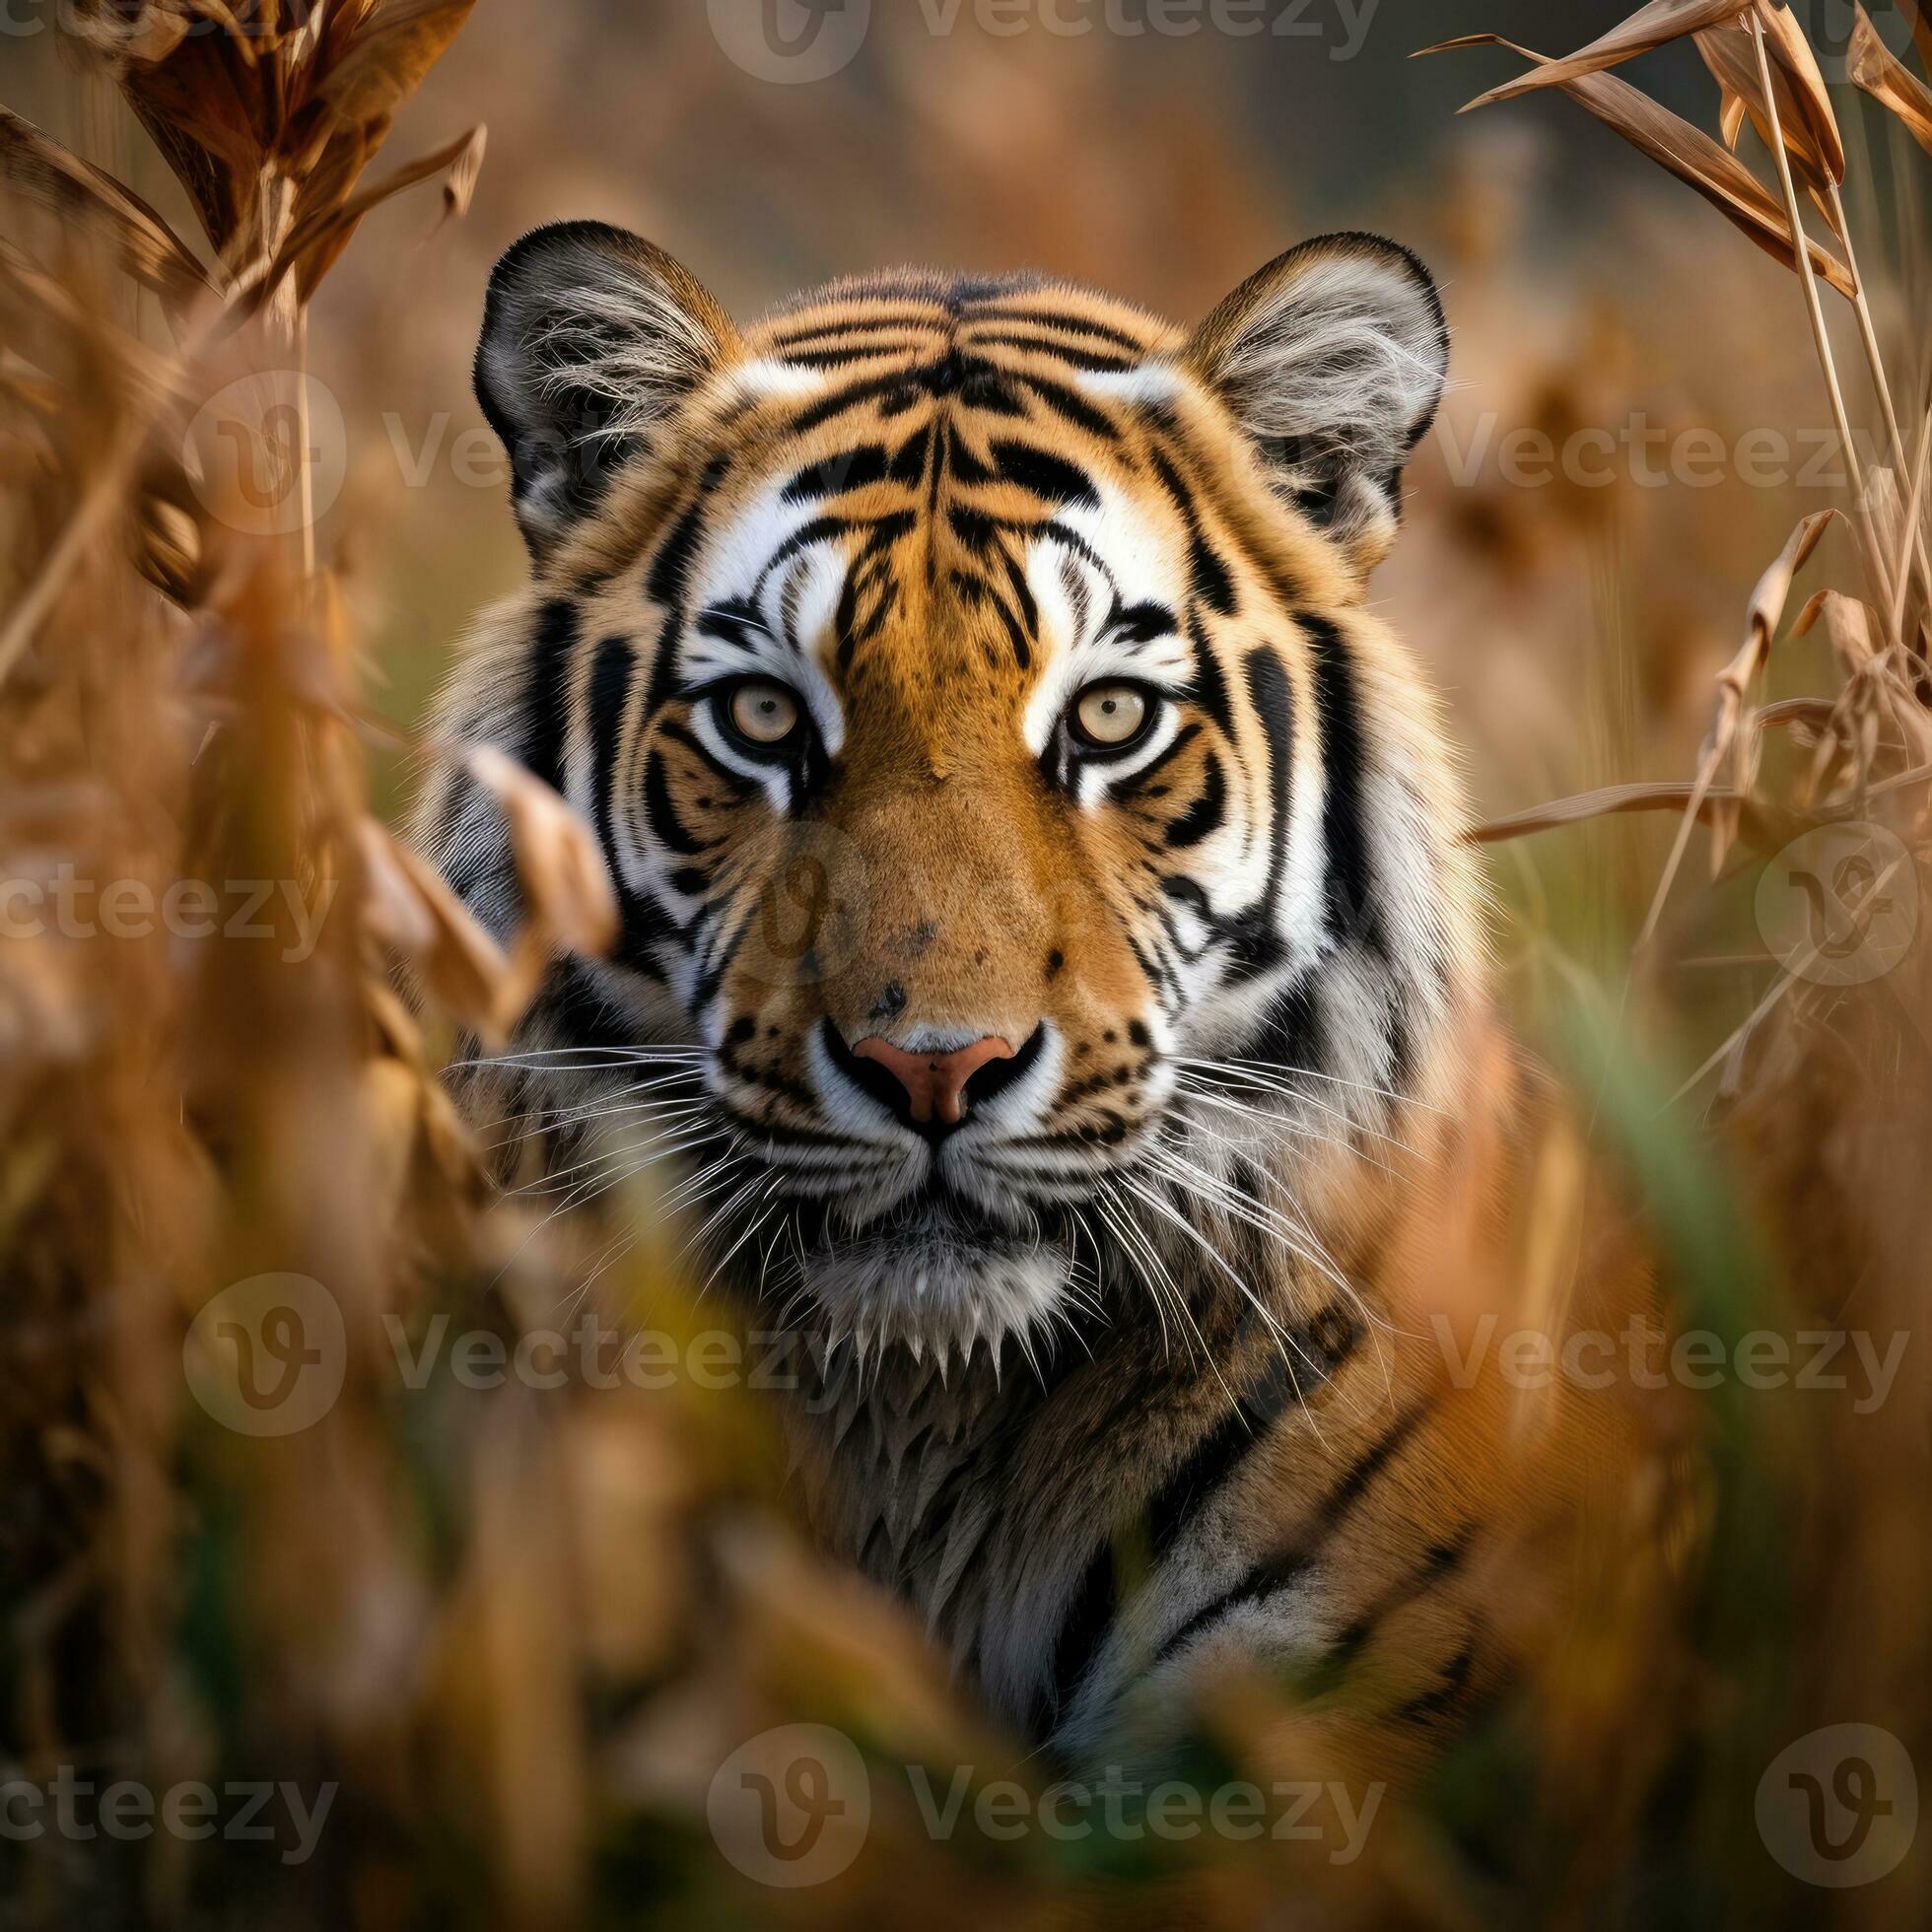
[790,1212,1074,1370]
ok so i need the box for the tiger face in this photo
[428,225,1482,1363]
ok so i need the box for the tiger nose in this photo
[851,1034,1016,1127]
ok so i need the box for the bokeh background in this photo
[3,3,1930,1926]
[6,0,1907,830]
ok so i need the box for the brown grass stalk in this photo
[1748,14,1898,632]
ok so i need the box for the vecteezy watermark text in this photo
[1436,413,1907,495]
[0,1766,335,1867]
[705,1723,1384,1887]
[1434,1314,1911,1415]
[703,0,1381,83]
[0,868,335,964]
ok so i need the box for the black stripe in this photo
[1310,1525,1475,1700]
[786,367,923,438]
[1150,1406,1425,1668]
[1149,447,1236,617]
[973,331,1140,373]
[1113,721,1202,802]
[780,344,925,371]
[1247,979,1322,1071]
[646,497,708,612]
[1164,751,1225,850]
[1299,614,1381,952]
[1396,1634,1480,1726]
[1236,646,1294,970]
[989,439,1099,509]
[1008,369,1121,441]
[546,957,645,1054]
[643,748,709,858]
[784,444,891,503]
[768,312,950,350]
[971,307,1151,352]
[1031,1543,1119,1740]
[1145,1346,1305,1558]
[658,719,753,793]
[518,599,580,793]
[1184,615,1234,736]
[586,630,635,872]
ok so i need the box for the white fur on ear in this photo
[475,223,740,558]
[1185,233,1448,570]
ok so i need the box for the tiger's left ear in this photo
[1184,233,1448,575]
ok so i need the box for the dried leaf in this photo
[1896,0,1932,73]
[0,106,212,307]
[0,237,185,414]
[275,124,486,302]
[1849,3,1932,155]
[461,744,619,962]
[1438,1,1758,112]
[1750,1,1846,181]
[1470,779,1752,843]
[1634,510,1839,946]
[1695,23,1843,206]
[1718,83,1751,147]
[1423,35,1857,298]
[1793,587,1880,664]
[358,815,514,1047]
[1744,509,1840,663]
[316,0,477,130]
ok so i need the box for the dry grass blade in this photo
[0,105,213,306]
[0,238,186,412]
[1895,406,1932,639]
[275,123,486,301]
[1849,3,1932,155]
[1897,0,1932,72]
[1749,0,1845,181]
[1441,0,1756,112]
[358,814,516,1048]
[315,0,478,127]
[1694,23,1843,213]
[460,743,619,964]
[459,742,618,1030]
[1793,586,1881,661]
[77,0,478,321]
[1470,780,1757,843]
[1635,509,1838,947]
[1420,34,1857,298]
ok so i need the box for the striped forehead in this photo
[683,444,1192,698]
[682,313,1198,719]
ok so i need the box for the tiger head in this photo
[426,224,1485,1362]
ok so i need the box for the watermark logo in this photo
[184,1274,346,1438]
[184,370,346,536]
[1756,823,1917,989]
[707,1725,871,1888]
[708,0,872,83]
[1790,0,1919,83]
[735,822,874,991]
[705,0,1381,78]
[1757,1724,1918,1888]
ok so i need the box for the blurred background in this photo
[5,0,1905,828]
[3,3,1929,1925]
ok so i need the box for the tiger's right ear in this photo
[1183,233,1448,577]
[475,222,740,559]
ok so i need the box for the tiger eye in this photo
[728,680,801,746]
[1072,684,1148,748]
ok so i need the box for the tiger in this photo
[414,221,1652,1784]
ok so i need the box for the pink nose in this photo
[851,1035,1015,1126]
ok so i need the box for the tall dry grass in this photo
[0,2,1928,1927]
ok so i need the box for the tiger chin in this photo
[416,223,1652,1781]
